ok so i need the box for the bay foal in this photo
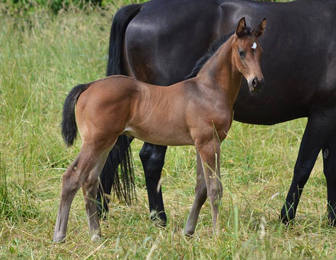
[53,18,266,242]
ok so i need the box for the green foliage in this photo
[0,0,147,15]
[48,0,103,14]
[0,153,39,222]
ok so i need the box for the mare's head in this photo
[232,17,267,92]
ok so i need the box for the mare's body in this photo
[100,0,336,225]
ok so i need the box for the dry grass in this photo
[1,4,335,260]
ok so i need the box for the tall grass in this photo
[0,3,335,259]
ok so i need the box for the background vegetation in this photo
[0,0,148,15]
[1,0,334,259]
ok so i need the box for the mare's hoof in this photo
[280,206,295,226]
[279,214,295,228]
[150,210,167,227]
[328,215,336,227]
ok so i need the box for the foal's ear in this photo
[252,18,267,38]
[236,17,247,37]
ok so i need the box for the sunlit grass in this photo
[0,4,335,259]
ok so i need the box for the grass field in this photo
[1,3,336,260]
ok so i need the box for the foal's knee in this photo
[208,183,223,205]
[62,168,80,195]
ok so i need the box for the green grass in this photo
[1,4,335,260]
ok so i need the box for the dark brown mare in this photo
[53,18,266,242]
[98,0,336,227]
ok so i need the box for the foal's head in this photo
[232,17,267,92]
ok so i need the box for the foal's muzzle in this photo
[248,77,264,92]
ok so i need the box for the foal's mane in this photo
[185,28,252,79]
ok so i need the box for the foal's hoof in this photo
[184,228,195,237]
[53,235,66,243]
[91,234,101,242]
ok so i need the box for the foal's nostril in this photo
[252,77,258,88]
[249,77,264,92]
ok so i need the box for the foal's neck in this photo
[197,36,242,107]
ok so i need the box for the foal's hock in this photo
[53,17,266,242]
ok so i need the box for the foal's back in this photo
[76,75,198,146]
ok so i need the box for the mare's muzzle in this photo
[248,77,264,92]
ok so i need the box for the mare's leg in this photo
[280,114,333,223]
[96,135,133,216]
[323,132,336,225]
[195,140,223,233]
[184,152,207,236]
[139,143,167,225]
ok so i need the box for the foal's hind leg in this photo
[185,152,207,236]
[82,151,110,241]
[53,141,114,242]
[53,147,102,242]
[97,135,134,217]
[53,157,82,242]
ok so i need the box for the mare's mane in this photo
[185,28,252,79]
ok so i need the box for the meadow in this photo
[1,2,336,259]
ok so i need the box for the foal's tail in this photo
[62,84,89,146]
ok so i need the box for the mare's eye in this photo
[238,50,245,58]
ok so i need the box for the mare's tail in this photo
[106,4,142,75]
[97,4,142,214]
[62,84,89,147]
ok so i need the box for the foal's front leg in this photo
[185,151,207,236]
[199,141,223,233]
[187,139,223,234]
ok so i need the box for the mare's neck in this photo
[197,36,242,108]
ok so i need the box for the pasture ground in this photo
[1,5,335,260]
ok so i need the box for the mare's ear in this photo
[252,18,267,38]
[236,17,247,38]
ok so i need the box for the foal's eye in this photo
[238,50,245,58]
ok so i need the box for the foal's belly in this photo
[123,125,194,146]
